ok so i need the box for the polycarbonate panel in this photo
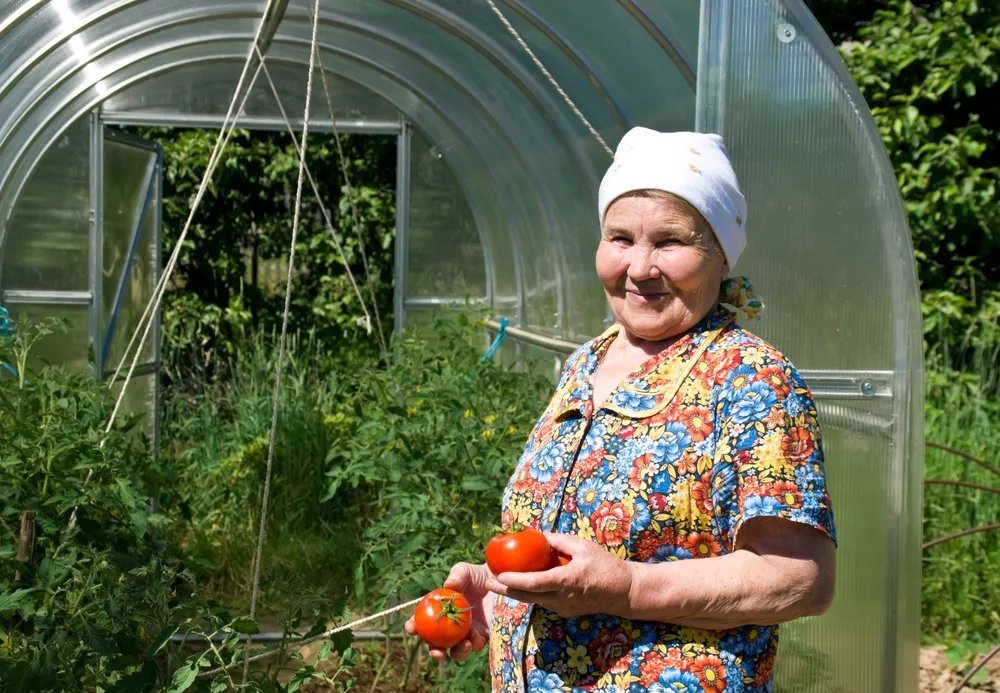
[698,2,922,690]
[4,302,91,373]
[1,117,90,290]
[0,0,700,344]
[103,60,397,122]
[773,397,895,692]
[406,128,486,301]
[101,136,158,370]
[109,370,158,442]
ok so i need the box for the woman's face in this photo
[596,193,727,344]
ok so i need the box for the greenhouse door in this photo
[97,127,163,449]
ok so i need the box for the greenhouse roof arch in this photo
[0,2,923,691]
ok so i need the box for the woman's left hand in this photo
[484,532,635,618]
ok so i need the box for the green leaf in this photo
[0,588,38,615]
[149,624,180,655]
[166,663,199,692]
[229,616,260,635]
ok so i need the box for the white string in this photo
[255,48,389,360]
[484,0,613,158]
[314,50,390,358]
[199,597,422,679]
[103,0,280,425]
[243,0,322,679]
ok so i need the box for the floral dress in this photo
[489,307,836,692]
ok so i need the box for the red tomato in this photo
[485,524,552,574]
[547,550,572,569]
[413,588,472,649]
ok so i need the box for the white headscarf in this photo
[598,128,748,268]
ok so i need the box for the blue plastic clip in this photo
[481,316,509,362]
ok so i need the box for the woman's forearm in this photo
[621,545,833,629]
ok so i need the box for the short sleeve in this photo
[710,345,837,550]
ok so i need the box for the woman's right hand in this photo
[404,562,495,661]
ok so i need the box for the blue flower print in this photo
[598,477,629,502]
[735,424,760,450]
[540,638,563,663]
[653,544,693,561]
[729,381,778,425]
[576,477,604,514]
[617,437,649,468]
[722,625,773,657]
[784,392,809,417]
[743,494,784,519]
[579,421,608,456]
[527,669,565,691]
[610,389,657,411]
[649,470,672,494]
[566,615,597,641]
[649,669,701,692]
[655,422,692,464]
[794,463,822,487]
[631,498,651,531]
[530,441,566,482]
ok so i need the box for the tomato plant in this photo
[485,524,552,574]
[413,588,472,649]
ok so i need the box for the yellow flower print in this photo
[575,515,596,541]
[566,643,591,674]
[741,347,766,368]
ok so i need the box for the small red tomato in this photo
[413,588,472,649]
[485,524,552,574]
[547,550,572,569]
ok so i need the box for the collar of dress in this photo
[551,306,735,421]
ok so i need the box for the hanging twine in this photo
[198,597,422,679]
[484,0,613,158]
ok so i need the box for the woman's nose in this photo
[627,246,660,280]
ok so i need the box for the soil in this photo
[922,645,1000,692]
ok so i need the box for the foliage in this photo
[161,328,368,610]
[0,319,180,690]
[835,0,1000,359]
[922,349,1000,643]
[132,126,396,384]
[160,311,550,689]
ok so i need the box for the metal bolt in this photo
[860,379,876,397]
[777,22,796,43]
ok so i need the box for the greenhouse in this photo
[0,0,923,690]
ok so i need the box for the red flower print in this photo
[769,480,803,507]
[755,364,791,396]
[781,427,815,460]
[684,531,722,558]
[628,453,658,490]
[680,405,714,442]
[639,651,670,686]
[664,646,684,668]
[591,501,632,546]
[733,450,752,469]
[587,628,631,672]
[635,528,678,561]
[691,653,727,692]
[754,648,777,685]
[648,493,668,512]
[738,476,763,501]
[691,472,714,513]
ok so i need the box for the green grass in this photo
[922,348,1000,645]
[161,329,366,616]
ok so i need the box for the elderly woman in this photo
[408,127,836,691]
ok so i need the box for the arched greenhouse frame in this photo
[0,1,923,689]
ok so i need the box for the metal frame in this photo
[394,119,411,332]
